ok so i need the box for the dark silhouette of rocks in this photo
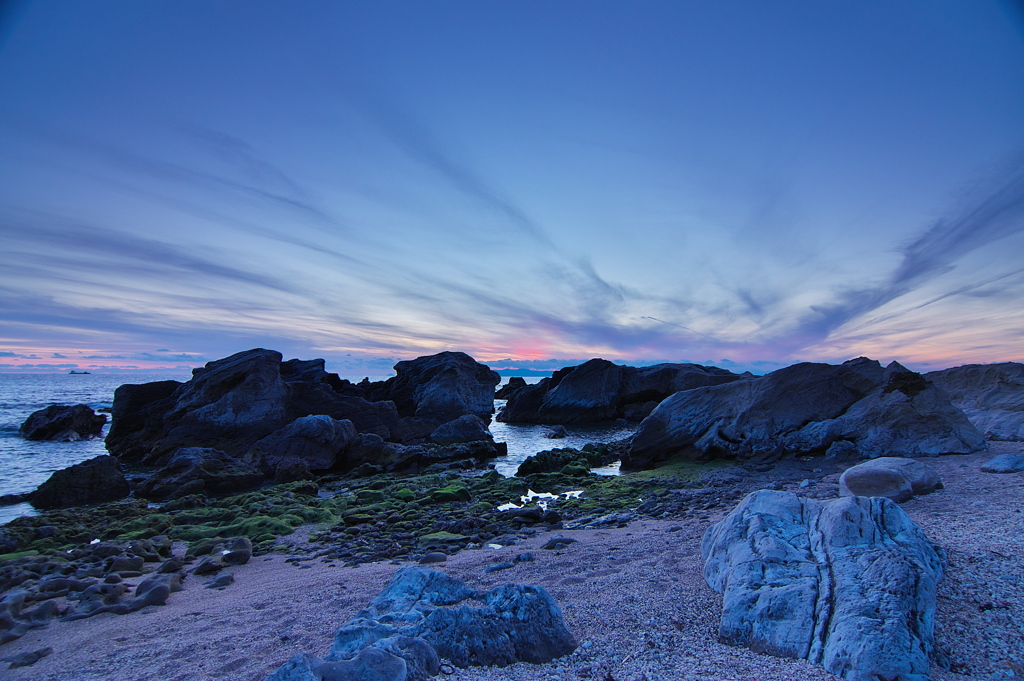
[28,455,130,509]
[135,447,264,500]
[495,376,527,399]
[244,415,358,481]
[926,362,1024,441]
[362,351,501,423]
[19,404,107,441]
[104,350,503,493]
[266,566,576,680]
[497,358,743,425]
[703,490,944,681]
[625,358,985,470]
[428,414,493,445]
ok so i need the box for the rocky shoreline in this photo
[2,350,1023,680]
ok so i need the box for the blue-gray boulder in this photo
[702,490,944,681]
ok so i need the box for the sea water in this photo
[0,373,632,525]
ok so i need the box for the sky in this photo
[1,1,1024,376]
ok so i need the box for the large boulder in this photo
[838,457,943,502]
[245,415,357,481]
[376,352,500,423]
[926,362,1024,440]
[20,404,107,441]
[497,359,743,425]
[135,447,264,500]
[29,455,130,509]
[625,358,985,470]
[702,490,944,681]
[266,567,576,680]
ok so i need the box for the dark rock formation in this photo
[106,349,403,465]
[106,350,500,475]
[371,351,501,423]
[495,376,527,399]
[702,490,944,681]
[266,566,575,680]
[19,404,106,441]
[926,362,1024,440]
[29,455,130,509]
[245,415,357,481]
[839,457,943,502]
[429,414,492,445]
[135,447,264,500]
[625,358,985,470]
[344,434,506,474]
[497,359,742,424]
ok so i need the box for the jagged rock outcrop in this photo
[266,566,576,680]
[497,359,743,425]
[625,358,985,470]
[244,415,358,481]
[19,404,107,441]
[135,447,264,500]
[926,362,1024,440]
[839,457,943,502]
[28,455,130,509]
[106,349,499,472]
[702,490,944,681]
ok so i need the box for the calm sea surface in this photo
[0,373,632,525]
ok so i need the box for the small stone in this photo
[419,552,447,564]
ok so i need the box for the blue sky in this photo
[1,1,1023,375]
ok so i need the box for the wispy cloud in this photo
[785,156,1024,351]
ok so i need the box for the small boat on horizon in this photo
[68,370,91,374]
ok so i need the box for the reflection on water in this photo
[488,397,635,477]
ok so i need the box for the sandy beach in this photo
[4,445,1023,681]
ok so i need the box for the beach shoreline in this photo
[4,445,1022,681]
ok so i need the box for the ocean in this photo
[0,373,632,525]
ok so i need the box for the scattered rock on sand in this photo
[28,455,131,510]
[839,456,943,502]
[19,404,106,441]
[980,452,1024,473]
[702,490,944,681]
[2,646,53,669]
